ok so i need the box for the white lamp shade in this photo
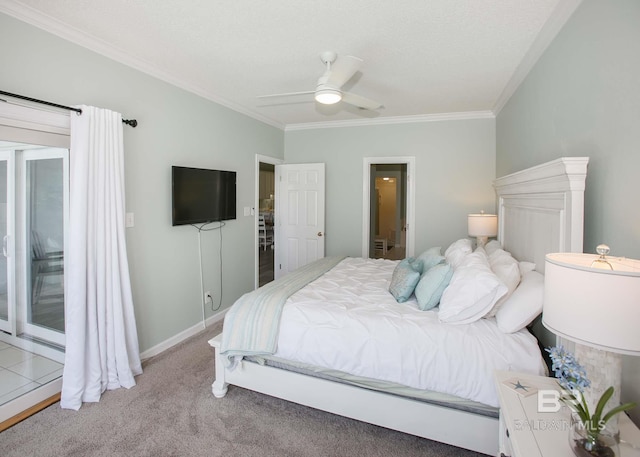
[467,213,498,237]
[543,252,640,355]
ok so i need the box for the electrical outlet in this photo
[204,291,213,304]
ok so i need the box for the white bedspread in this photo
[273,257,546,407]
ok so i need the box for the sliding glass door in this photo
[0,141,68,354]
[23,149,67,345]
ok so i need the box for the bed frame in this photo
[209,157,589,456]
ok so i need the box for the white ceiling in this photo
[0,0,582,130]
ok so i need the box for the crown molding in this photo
[494,156,589,194]
[0,1,285,131]
[492,0,583,115]
[285,111,495,131]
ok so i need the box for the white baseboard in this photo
[140,309,227,361]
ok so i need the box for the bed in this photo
[208,157,589,455]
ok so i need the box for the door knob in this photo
[317,232,323,237]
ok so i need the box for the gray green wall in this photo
[496,0,640,423]
[285,118,496,257]
[0,13,284,353]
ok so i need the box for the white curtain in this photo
[61,105,142,410]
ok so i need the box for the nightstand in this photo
[494,371,640,457]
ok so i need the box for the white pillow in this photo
[484,248,521,317]
[444,238,472,270]
[495,270,544,333]
[518,261,536,277]
[439,248,508,325]
[484,239,502,257]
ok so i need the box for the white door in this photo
[274,163,325,279]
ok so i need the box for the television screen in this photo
[172,166,237,226]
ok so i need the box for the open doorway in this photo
[362,157,415,260]
[370,164,407,259]
[257,159,276,287]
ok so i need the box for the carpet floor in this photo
[1,321,485,456]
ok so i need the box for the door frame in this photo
[362,157,415,258]
[0,149,15,334]
[254,154,282,289]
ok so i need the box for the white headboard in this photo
[494,157,589,273]
[494,157,589,349]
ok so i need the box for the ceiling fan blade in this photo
[341,92,383,110]
[326,55,363,88]
[257,90,314,99]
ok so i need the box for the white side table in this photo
[494,371,640,457]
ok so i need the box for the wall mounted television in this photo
[172,166,237,226]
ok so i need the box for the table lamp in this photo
[543,245,640,434]
[467,211,498,248]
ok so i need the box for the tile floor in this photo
[0,340,63,406]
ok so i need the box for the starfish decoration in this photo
[510,380,531,392]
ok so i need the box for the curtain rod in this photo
[0,90,138,128]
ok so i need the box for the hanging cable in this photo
[192,221,225,328]
[196,228,206,329]
[198,221,225,312]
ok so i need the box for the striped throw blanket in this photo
[221,256,345,368]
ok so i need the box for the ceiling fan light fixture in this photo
[258,52,382,110]
[315,88,342,105]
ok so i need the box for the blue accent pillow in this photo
[411,247,443,274]
[389,258,421,303]
[415,262,453,310]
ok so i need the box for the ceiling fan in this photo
[258,51,383,110]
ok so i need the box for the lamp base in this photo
[476,236,488,248]
[574,343,622,437]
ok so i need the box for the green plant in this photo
[546,346,636,449]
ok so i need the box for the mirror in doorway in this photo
[369,163,407,260]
